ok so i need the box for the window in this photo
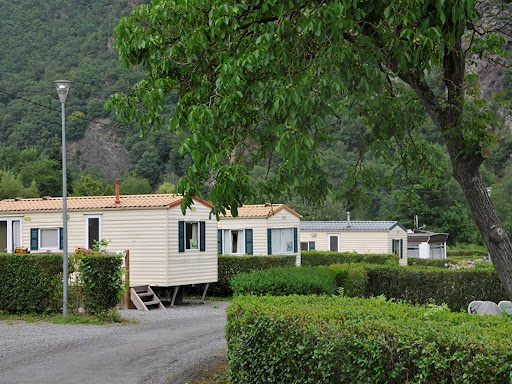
[0,218,22,253]
[392,239,403,258]
[328,235,339,252]
[85,215,102,250]
[186,222,199,250]
[223,229,244,254]
[40,229,59,250]
[271,228,294,254]
[300,241,316,251]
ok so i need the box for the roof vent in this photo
[42,196,51,200]
[265,203,272,207]
[346,211,351,227]
[14,197,23,201]
[114,179,120,205]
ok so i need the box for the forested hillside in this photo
[0,0,511,245]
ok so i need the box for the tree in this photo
[0,170,39,199]
[72,175,107,196]
[156,181,176,194]
[109,1,512,297]
[120,175,151,195]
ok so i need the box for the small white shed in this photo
[218,204,301,264]
[0,193,218,288]
[300,220,408,266]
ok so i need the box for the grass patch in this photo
[0,310,132,325]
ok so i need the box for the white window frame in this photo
[0,217,23,253]
[39,228,60,251]
[223,229,245,255]
[85,215,102,249]
[300,241,315,251]
[271,227,295,254]
[328,234,340,252]
[185,221,200,251]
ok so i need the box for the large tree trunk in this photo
[450,154,512,299]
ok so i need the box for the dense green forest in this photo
[0,0,511,245]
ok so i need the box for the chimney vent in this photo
[346,211,351,227]
[14,197,23,201]
[115,179,120,205]
[42,196,51,200]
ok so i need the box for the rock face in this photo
[68,118,129,179]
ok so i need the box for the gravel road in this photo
[0,301,229,384]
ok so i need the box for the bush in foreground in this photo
[0,253,62,313]
[227,295,512,383]
[231,267,336,296]
[301,250,397,266]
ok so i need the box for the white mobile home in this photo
[218,204,301,263]
[300,220,408,265]
[0,193,218,290]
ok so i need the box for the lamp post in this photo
[54,80,71,316]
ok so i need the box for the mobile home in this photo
[218,203,301,264]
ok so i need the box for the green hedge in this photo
[447,249,488,257]
[301,250,397,266]
[364,265,507,311]
[231,267,336,296]
[407,257,455,267]
[208,255,297,297]
[227,295,512,383]
[0,253,63,313]
[80,254,125,314]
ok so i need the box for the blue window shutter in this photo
[218,229,222,254]
[200,221,206,252]
[267,228,272,255]
[293,228,298,253]
[178,221,185,252]
[400,239,403,259]
[30,228,39,251]
[309,241,315,250]
[59,228,63,250]
[245,229,253,255]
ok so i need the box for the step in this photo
[144,300,161,306]
[138,292,153,298]
[132,285,149,293]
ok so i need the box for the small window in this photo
[300,242,309,251]
[329,235,339,252]
[85,215,102,250]
[392,239,400,257]
[186,222,199,250]
[40,228,59,250]
[223,229,244,255]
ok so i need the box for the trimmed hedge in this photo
[80,254,125,314]
[227,295,512,383]
[0,253,63,313]
[447,249,488,257]
[407,257,456,267]
[301,250,397,266]
[364,265,507,311]
[209,255,297,296]
[231,267,336,296]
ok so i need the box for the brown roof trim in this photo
[268,205,302,219]
[168,197,214,210]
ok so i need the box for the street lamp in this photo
[54,80,70,316]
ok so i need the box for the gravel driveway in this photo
[0,301,229,384]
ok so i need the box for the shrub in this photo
[227,295,512,384]
[0,253,62,313]
[209,255,297,297]
[80,254,125,314]
[447,249,488,257]
[365,265,507,311]
[329,264,368,297]
[301,250,397,266]
[407,257,456,267]
[230,267,336,296]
